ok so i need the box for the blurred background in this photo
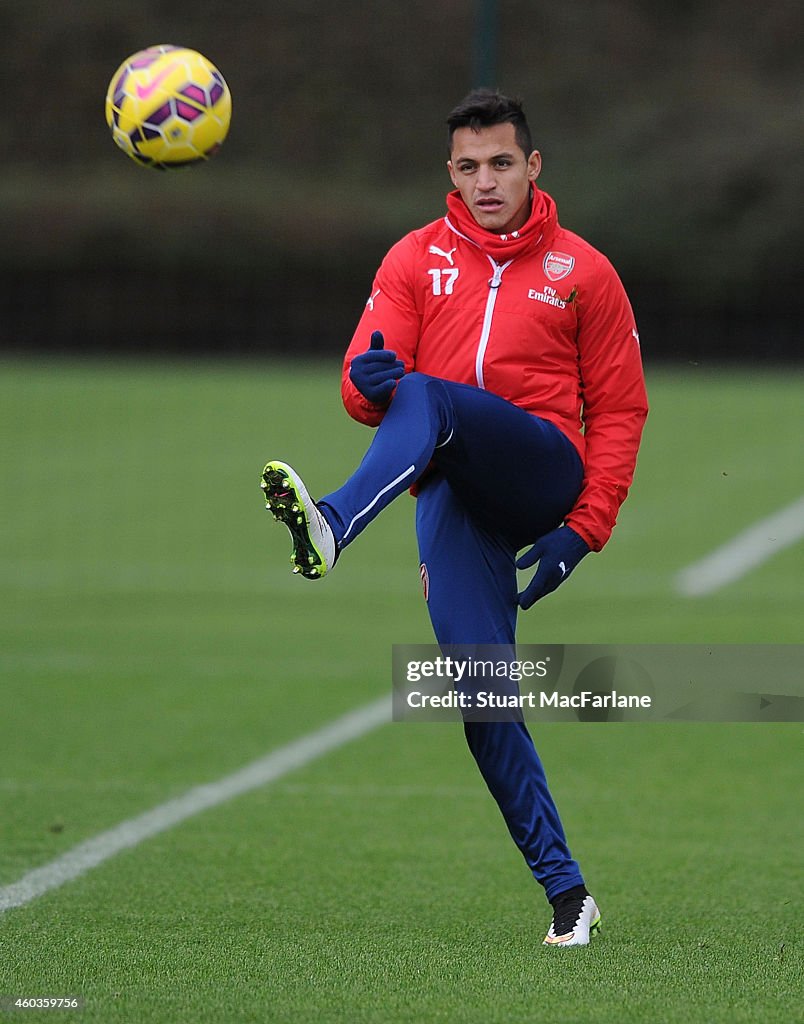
[1,0,802,361]
[1,10,801,1016]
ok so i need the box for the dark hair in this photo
[446,89,533,157]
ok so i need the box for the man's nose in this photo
[476,165,496,190]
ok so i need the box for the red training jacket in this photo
[341,187,648,551]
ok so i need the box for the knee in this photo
[388,372,441,411]
[395,371,432,393]
[393,372,450,407]
[377,372,453,453]
[392,372,452,434]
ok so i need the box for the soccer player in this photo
[261,90,648,947]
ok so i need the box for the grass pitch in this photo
[0,359,801,1023]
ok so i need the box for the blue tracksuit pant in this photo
[319,373,585,900]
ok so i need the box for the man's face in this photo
[448,122,541,235]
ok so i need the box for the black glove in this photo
[517,526,591,609]
[349,331,405,405]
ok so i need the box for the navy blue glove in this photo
[348,331,405,405]
[517,525,591,609]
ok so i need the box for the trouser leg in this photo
[319,373,452,547]
[319,372,583,550]
[416,475,585,899]
[321,373,586,896]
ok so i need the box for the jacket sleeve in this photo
[564,254,649,551]
[341,235,422,426]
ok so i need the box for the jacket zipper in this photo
[475,257,513,389]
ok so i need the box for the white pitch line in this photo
[0,695,391,914]
[675,494,804,597]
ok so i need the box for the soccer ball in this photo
[105,45,231,169]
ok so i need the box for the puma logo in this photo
[428,245,457,266]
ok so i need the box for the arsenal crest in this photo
[543,251,575,282]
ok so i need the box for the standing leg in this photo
[416,474,585,900]
[261,373,598,936]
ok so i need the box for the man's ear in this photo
[527,150,542,181]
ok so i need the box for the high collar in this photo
[444,186,557,262]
